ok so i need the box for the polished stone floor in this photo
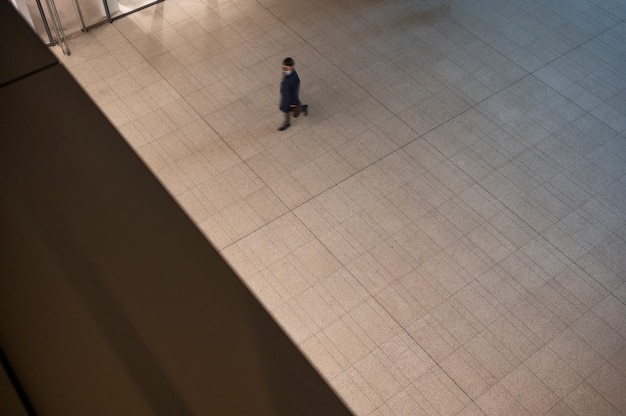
[57,0,626,414]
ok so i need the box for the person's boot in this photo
[278,124,290,131]
[303,104,308,116]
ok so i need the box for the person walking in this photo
[279,57,308,131]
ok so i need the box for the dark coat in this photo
[279,70,300,113]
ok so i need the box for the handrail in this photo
[44,0,70,55]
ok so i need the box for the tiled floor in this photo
[56,0,626,414]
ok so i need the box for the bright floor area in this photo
[57,0,626,414]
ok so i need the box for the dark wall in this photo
[0,3,352,415]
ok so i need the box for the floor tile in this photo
[500,364,560,416]
[526,345,583,399]
[564,382,622,416]
[58,0,626,413]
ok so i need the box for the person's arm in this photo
[288,75,300,107]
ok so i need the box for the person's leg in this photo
[279,111,290,131]
[302,104,308,116]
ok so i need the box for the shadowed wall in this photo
[0,3,352,415]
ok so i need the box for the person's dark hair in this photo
[282,57,295,66]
